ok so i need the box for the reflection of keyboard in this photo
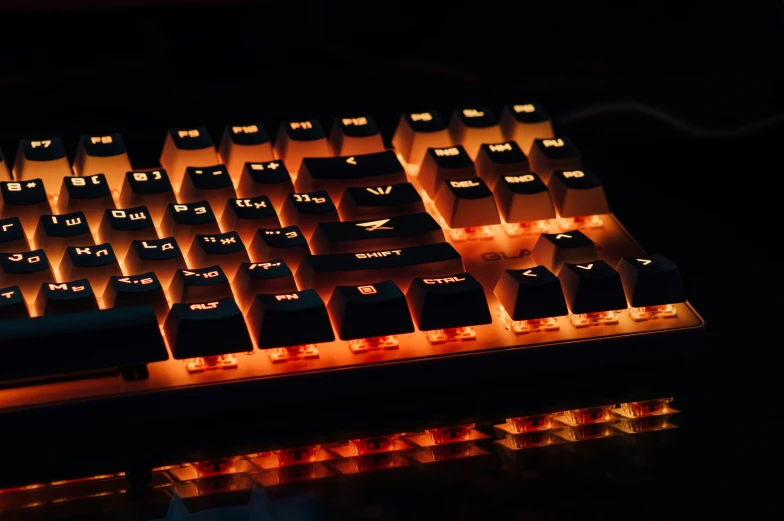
[0,104,704,421]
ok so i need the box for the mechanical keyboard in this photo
[0,104,705,425]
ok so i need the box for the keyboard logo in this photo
[355,219,393,232]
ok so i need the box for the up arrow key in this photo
[637,258,652,266]
[346,156,357,165]
[555,234,572,239]
[522,269,537,277]
[577,263,593,270]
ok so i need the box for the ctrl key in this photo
[164,298,252,360]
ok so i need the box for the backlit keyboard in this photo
[0,105,704,421]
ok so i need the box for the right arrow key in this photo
[616,254,686,321]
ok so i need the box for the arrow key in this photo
[494,266,567,327]
[617,254,686,320]
[531,230,596,273]
[558,260,627,324]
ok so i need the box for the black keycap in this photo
[57,173,115,226]
[531,229,597,273]
[0,285,29,320]
[327,280,415,340]
[0,306,168,383]
[13,137,71,186]
[0,249,55,301]
[220,195,281,244]
[274,119,332,173]
[179,165,236,218]
[549,169,610,218]
[310,212,445,255]
[0,178,52,234]
[528,137,582,183]
[97,206,158,259]
[165,297,252,359]
[617,254,687,307]
[232,260,298,313]
[160,127,218,185]
[236,160,294,205]
[169,265,233,303]
[296,242,465,299]
[0,217,29,253]
[124,237,187,288]
[406,272,492,330]
[188,231,249,276]
[160,201,220,250]
[558,260,628,314]
[338,182,425,220]
[493,173,555,224]
[493,266,568,320]
[249,225,310,270]
[34,211,94,267]
[34,278,99,316]
[391,110,452,166]
[119,169,177,225]
[434,177,500,228]
[219,123,275,178]
[417,145,477,197]
[73,133,132,188]
[449,106,504,158]
[329,115,385,156]
[170,126,214,150]
[474,141,530,189]
[59,243,122,295]
[104,273,169,324]
[297,150,407,201]
[279,191,339,239]
[500,103,554,153]
[247,289,335,348]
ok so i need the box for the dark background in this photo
[0,1,781,518]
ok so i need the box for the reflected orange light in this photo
[426,327,476,344]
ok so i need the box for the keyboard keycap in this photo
[531,230,596,273]
[56,173,115,228]
[249,226,310,270]
[73,133,132,188]
[329,115,385,156]
[12,137,72,185]
[58,243,122,295]
[493,173,555,224]
[236,160,293,206]
[274,119,332,173]
[179,165,236,219]
[558,261,628,314]
[391,111,453,167]
[0,250,55,302]
[160,127,219,185]
[33,212,93,268]
[500,103,554,153]
[493,266,568,320]
[417,145,476,197]
[434,178,500,229]
[0,306,168,383]
[119,169,176,225]
[0,217,29,253]
[0,147,8,180]
[0,285,30,320]
[449,107,504,159]
[232,260,298,313]
[528,137,582,183]
[474,141,530,189]
[188,231,249,276]
[296,242,464,298]
[104,272,169,323]
[279,191,339,239]
[247,289,335,348]
[548,169,610,218]
[34,278,99,316]
[296,150,407,202]
[0,179,52,235]
[310,212,445,255]
[220,195,281,244]
[616,255,687,307]
[97,206,158,261]
[406,272,492,330]
[169,266,233,303]
[327,280,414,340]
[159,201,220,252]
[338,182,425,220]
[164,298,252,359]
[218,123,274,179]
[124,237,187,288]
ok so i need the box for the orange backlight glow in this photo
[185,353,238,373]
[629,304,677,321]
[349,335,399,353]
[503,219,551,237]
[570,310,623,327]
[558,215,603,230]
[448,225,495,242]
[268,345,319,363]
[498,305,560,334]
[426,327,476,344]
